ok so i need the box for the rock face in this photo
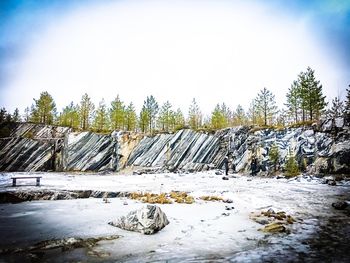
[126,129,228,172]
[63,131,117,172]
[0,123,69,171]
[108,205,169,234]
[0,119,349,174]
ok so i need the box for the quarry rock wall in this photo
[0,119,349,174]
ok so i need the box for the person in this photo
[232,161,236,173]
[231,152,236,173]
[223,155,229,175]
[251,157,257,176]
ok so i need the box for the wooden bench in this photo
[11,176,42,187]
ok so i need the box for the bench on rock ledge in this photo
[11,176,42,187]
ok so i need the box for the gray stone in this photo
[108,205,169,235]
[332,201,348,210]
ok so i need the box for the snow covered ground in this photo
[0,171,349,262]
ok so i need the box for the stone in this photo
[327,180,337,186]
[332,201,348,210]
[222,176,229,180]
[108,205,169,235]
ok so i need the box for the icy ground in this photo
[0,171,349,262]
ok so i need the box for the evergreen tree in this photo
[158,101,172,132]
[220,103,232,126]
[173,108,185,130]
[110,95,125,130]
[124,102,137,131]
[59,102,80,129]
[93,99,109,132]
[285,80,300,123]
[327,97,344,119]
[211,104,226,129]
[143,95,159,132]
[345,86,350,125]
[233,104,246,126]
[247,100,259,125]
[12,108,20,122]
[276,108,288,127]
[79,93,95,130]
[139,105,150,133]
[255,87,277,126]
[298,67,327,121]
[30,91,56,124]
[269,143,280,172]
[284,150,299,177]
[188,98,202,129]
[0,108,7,123]
[24,107,30,122]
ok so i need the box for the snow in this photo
[0,171,349,262]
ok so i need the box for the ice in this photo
[0,171,349,261]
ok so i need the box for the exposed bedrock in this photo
[0,123,69,172]
[0,190,130,203]
[0,118,349,174]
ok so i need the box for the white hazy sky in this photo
[0,0,349,117]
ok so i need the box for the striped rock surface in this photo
[0,123,69,172]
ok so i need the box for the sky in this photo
[0,0,349,117]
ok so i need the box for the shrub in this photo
[285,153,299,177]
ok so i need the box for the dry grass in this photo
[169,191,195,204]
[130,192,173,204]
[199,195,224,202]
[129,191,195,204]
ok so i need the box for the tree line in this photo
[1,67,349,133]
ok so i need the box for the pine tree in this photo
[220,103,232,126]
[284,150,299,177]
[0,108,7,124]
[327,97,344,119]
[269,143,280,172]
[276,108,288,127]
[30,91,56,124]
[139,105,150,133]
[124,102,137,131]
[345,87,350,125]
[297,67,327,121]
[110,95,125,130]
[24,107,30,122]
[285,80,300,123]
[93,99,109,132]
[79,93,95,130]
[59,102,80,129]
[188,98,202,129]
[247,100,259,125]
[255,87,277,126]
[12,108,20,122]
[173,108,185,130]
[143,95,159,133]
[158,101,172,132]
[211,104,226,129]
[233,104,246,126]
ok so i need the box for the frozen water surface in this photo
[0,171,349,262]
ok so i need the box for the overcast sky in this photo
[0,0,349,117]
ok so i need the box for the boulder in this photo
[332,201,348,210]
[108,205,169,234]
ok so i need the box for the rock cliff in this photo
[0,118,349,174]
